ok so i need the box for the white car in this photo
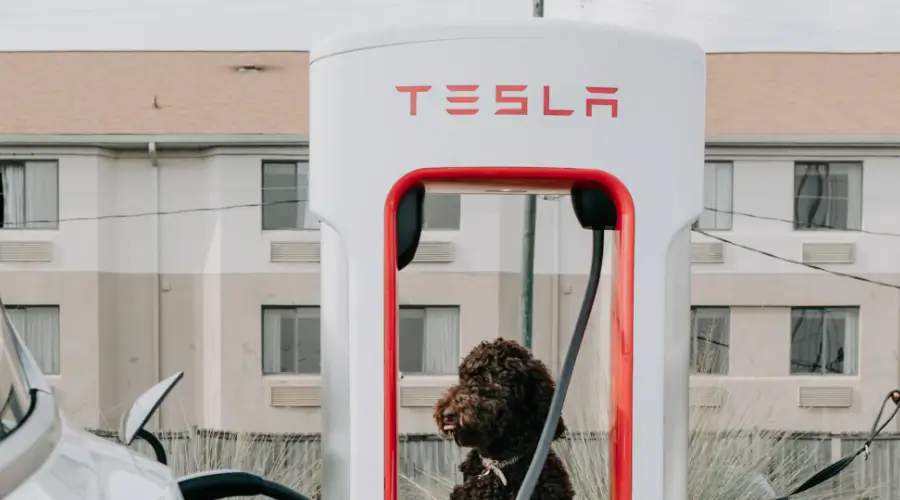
[0,301,312,500]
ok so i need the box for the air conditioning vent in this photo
[269,385,321,407]
[691,242,724,264]
[798,386,853,408]
[0,241,53,262]
[400,386,449,407]
[802,243,855,265]
[270,242,320,263]
[689,386,726,407]
[411,242,454,264]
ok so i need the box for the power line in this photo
[693,229,900,291]
[3,198,898,292]
[2,199,303,227]
[704,207,900,238]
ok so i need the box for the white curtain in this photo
[696,162,733,230]
[262,309,283,374]
[1,164,25,229]
[6,309,26,343]
[25,161,58,229]
[839,309,859,375]
[422,307,460,374]
[296,162,320,230]
[832,162,863,230]
[294,308,321,373]
[6,307,60,374]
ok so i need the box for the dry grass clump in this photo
[126,428,321,500]
[107,399,885,500]
[106,354,885,500]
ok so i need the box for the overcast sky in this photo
[0,0,897,52]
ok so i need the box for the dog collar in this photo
[479,455,522,486]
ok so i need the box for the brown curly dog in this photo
[434,338,575,500]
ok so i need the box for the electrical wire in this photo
[2,199,897,291]
[703,207,900,238]
[693,229,900,291]
[5,199,305,226]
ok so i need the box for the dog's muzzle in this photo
[441,409,459,431]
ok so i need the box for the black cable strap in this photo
[773,389,900,500]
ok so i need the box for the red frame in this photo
[384,167,635,500]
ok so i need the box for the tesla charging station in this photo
[309,19,705,500]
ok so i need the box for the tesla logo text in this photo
[394,85,618,117]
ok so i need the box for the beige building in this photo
[0,52,898,435]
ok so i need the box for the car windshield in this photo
[0,309,33,439]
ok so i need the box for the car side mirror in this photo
[118,372,184,446]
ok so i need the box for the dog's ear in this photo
[523,357,558,406]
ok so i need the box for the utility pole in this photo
[521,0,543,351]
[521,195,537,350]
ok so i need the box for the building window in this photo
[693,162,733,231]
[399,306,460,375]
[790,307,859,375]
[6,306,60,374]
[423,194,461,230]
[794,162,862,231]
[690,307,729,374]
[262,161,320,230]
[0,161,59,229]
[262,307,321,374]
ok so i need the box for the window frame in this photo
[792,161,863,232]
[693,161,734,231]
[789,306,860,376]
[260,305,322,376]
[5,304,61,375]
[689,306,730,375]
[0,160,60,231]
[398,305,461,377]
[260,160,319,232]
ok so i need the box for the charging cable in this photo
[515,229,606,500]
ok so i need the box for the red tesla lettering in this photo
[586,87,619,118]
[395,85,432,115]
[542,85,574,116]
[397,84,618,117]
[495,85,528,115]
[446,85,479,115]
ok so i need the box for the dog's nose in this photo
[442,409,458,423]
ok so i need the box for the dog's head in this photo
[433,338,566,453]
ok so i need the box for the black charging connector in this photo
[396,184,426,271]
[571,184,618,230]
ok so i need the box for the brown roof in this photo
[707,53,900,137]
[0,51,898,137]
[0,52,309,135]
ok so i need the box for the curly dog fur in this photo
[434,338,575,500]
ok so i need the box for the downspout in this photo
[149,141,163,428]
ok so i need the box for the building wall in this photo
[1,142,897,435]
